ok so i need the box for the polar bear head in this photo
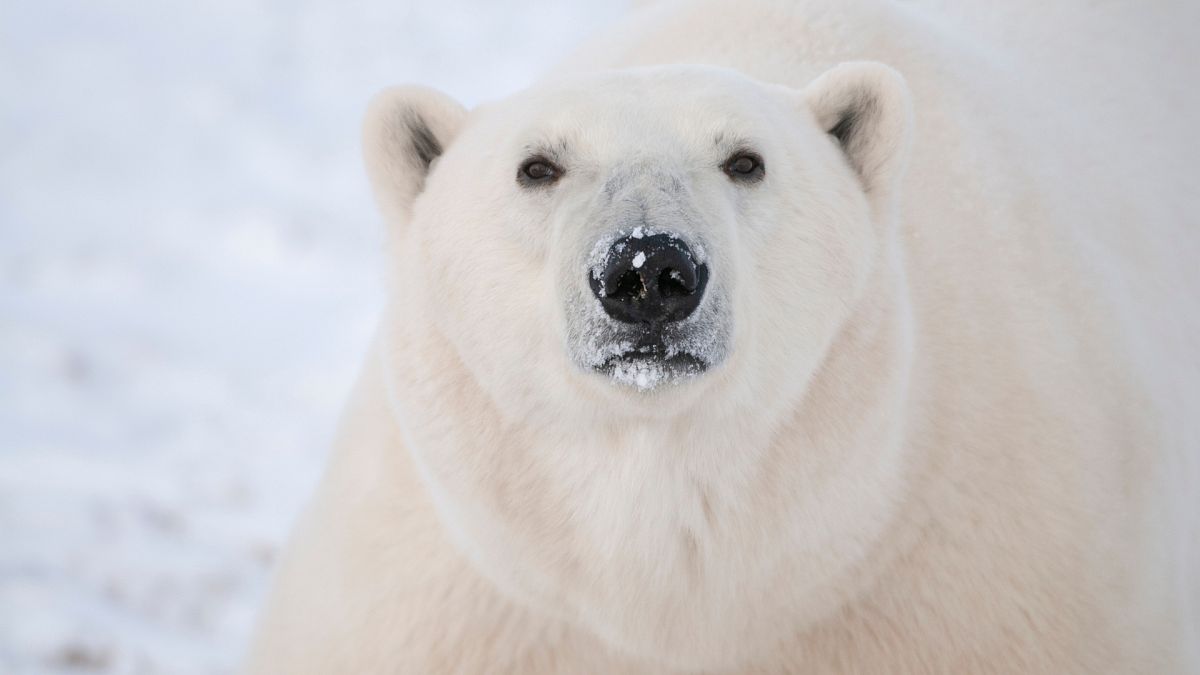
[365,62,914,668]
[367,62,910,419]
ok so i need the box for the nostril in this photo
[611,269,645,300]
[658,268,693,298]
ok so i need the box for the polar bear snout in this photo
[570,225,727,392]
[589,232,708,326]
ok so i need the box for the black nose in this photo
[589,232,709,325]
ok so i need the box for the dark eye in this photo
[722,151,764,182]
[518,156,562,186]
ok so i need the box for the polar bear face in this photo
[365,63,913,668]
[367,64,910,424]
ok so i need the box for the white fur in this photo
[245,0,1200,672]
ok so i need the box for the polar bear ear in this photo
[363,86,468,227]
[803,62,913,213]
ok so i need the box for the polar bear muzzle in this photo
[570,219,728,392]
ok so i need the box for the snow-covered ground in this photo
[0,1,623,672]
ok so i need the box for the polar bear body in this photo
[246,1,1200,672]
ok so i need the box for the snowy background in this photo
[0,1,624,672]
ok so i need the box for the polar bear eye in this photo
[518,156,562,187]
[722,151,764,183]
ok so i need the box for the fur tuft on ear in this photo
[804,62,913,212]
[363,86,467,228]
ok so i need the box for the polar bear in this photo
[245,0,1200,672]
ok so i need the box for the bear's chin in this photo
[594,350,709,392]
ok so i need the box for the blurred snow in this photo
[0,1,624,672]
